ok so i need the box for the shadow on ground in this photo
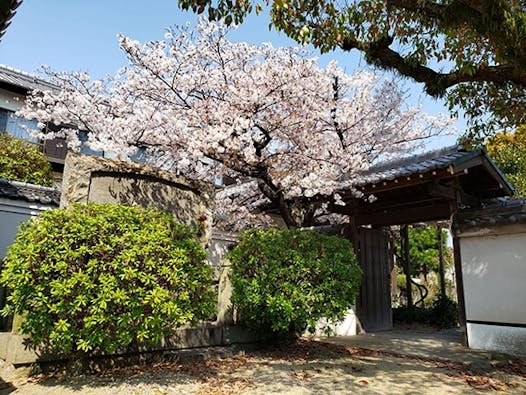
[6,330,526,394]
[0,377,16,395]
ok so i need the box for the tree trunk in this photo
[276,193,301,228]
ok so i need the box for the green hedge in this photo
[228,228,361,335]
[0,203,215,356]
[393,296,458,328]
[0,133,54,186]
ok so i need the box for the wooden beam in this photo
[451,153,483,173]
[333,189,450,216]
[481,159,514,196]
[453,236,468,346]
[344,168,454,197]
[351,203,452,226]
[427,182,456,200]
[335,196,446,216]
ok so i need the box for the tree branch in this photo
[253,124,272,157]
[340,35,526,97]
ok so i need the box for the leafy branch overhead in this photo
[486,124,526,197]
[179,0,526,138]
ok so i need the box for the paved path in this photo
[322,328,524,371]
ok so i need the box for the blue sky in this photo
[1,0,461,148]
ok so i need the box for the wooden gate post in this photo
[400,225,413,309]
[437,224,447,298]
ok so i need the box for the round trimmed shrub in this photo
[228,228,361,335]
[427,296,458,328]
[393,296,458,328]
[0,203,215,355]
[0,133,54,186]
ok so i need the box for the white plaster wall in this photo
[460,232,526,325]
[309,308,357,337]
[0,198,54,260]
[0,89,25,112]
[458,225,526,355]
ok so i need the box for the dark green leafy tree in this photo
[404,226,452,277]
[0,203,216,357]
[395,225,453,308]
[486,124,526,197]
[228,228,361,335]
[0,133,54,186]
[179,0,526,139]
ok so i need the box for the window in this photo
[0,109,39,143]
[130,146,147,164]
[78,130,104,157]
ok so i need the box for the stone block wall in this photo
[60,153,215,241]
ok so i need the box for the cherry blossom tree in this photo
[19,20,453,229]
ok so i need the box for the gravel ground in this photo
[1,339,525,395]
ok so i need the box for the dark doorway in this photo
[356,228,393,332]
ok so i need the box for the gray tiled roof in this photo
[0,0,22,40]
[0,64,58,92]
[354,144,508,188]
[454,199,526,229]
[0,178,60,206]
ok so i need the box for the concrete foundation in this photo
[467,323,526,356]
[0,324,262,366]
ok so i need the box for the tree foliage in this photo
[227,228,361,334]
[179,0,526,139]
[393,296,458,328]
[401,225,452,277]
[0,133,54,186]
[486,125,526,197]
[19,20,451,229]
[0,203,215,356]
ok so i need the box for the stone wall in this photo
[60,153,215,239]
[0,154,277,365]
[207,231,238,326]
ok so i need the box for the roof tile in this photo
[0,64,58,92]
[353,145,471,186]
[0,178,60,206]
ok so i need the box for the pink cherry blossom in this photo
[18,19,454,229]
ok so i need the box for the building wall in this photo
[457,223,526,355]
[0,197,56,334]
[0,88,40,142]
[0,197,55,260]
[0,88,24,112]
